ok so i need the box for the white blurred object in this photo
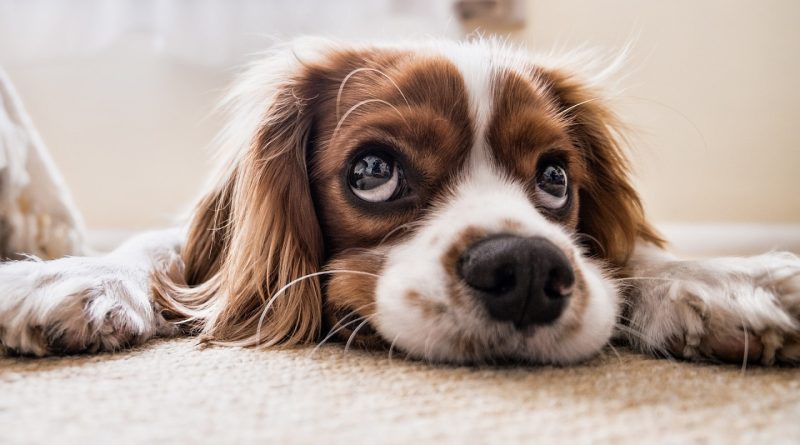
[0,0,462,67]
[0,68,85,259]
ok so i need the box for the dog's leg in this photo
[0,228,183,356]
[620,243,800,365]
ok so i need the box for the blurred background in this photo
[0,0,798,254]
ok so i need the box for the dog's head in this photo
[155,38,662,364]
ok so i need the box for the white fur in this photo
[0,229,182,356]
[623,243,800,364]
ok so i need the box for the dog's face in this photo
[158,39,661,364]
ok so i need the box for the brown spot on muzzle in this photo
[406,290,447,318]
[440,226,490,308]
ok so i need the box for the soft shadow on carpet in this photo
[1,338,798,444]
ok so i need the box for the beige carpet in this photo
[1,338,798,445]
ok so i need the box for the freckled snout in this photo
[457,235,575,328]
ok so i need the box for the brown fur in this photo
[310,56,473,252]
[539,68,664,266]
[151,43,662,351]
[153,61,327,347]
[151,48,476,347]
[488,69,587,229]
[307,55,475,344]
[322,249,387,349]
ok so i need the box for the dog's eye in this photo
[348,153,403,202]
[535,163,568,209]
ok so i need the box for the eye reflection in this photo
[535,163,568,209]
[349,152,401,202]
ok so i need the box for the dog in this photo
[1,38,798,365]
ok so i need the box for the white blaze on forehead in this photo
[432,43,496,167]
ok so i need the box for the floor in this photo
[1,339,798,444]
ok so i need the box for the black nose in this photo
[457,235,575,328]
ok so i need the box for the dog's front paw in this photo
[0,257,174,356]
[626,252,800,365]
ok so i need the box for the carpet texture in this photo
[1,338,798,444]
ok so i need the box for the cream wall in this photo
[3,0,799,230]
[522,0,800,223]
[5,36,225,230]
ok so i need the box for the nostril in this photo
[457,234,575,328]
[543,265,575,300]
[457,237,524,296]
[469,263,516,295]
[493,265,516,294]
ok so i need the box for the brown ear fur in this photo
[153,62,325,347]
[544,69,664,267]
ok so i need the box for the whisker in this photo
[422,330,436,365]
[332,301,377,328]
[606,342,623,365]
[573,232,606,257]
[614,322,675,361]
[615,313,636,325]
[555,97,603,120]
[742,325,750,374]
[613,276,677,282]
[387,333,401,364]
[726,301,752,374]
[308,313,370,358]
[344,316,374,352]
[336,67,411,120]
[378,221,422,246]
[319,301,377,339]
[255,269,379,346]
[332,98,409,144]
[619,95,710,155]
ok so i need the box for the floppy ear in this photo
[544,69,664,267]
[153,53,325,347]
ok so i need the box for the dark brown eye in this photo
[348,153,401,202]
[535,163,568,209]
